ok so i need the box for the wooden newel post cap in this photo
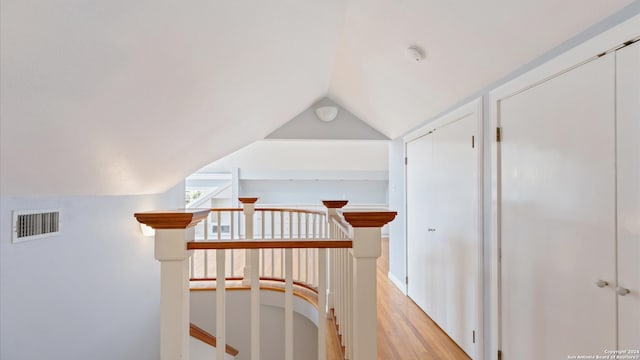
[341,210,397,228]
[238,197,259,204]
[322,200,349,208]
[134,209,210,229]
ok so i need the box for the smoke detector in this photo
[405,46,426,62]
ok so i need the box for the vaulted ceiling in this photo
[0,0,635,195]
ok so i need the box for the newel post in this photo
[239,197,258,284]
[342,210,397,360]
[322,200,349,318]
[239,197,261,359]
[134,209,210,360]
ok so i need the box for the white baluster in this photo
[304,213,313,284]
[250,247,260,360]
[204,216,209,241]
[281,212,285,278]
[189,254,195,279]
[203,217,209,278]
[230,210,235,240]
[318,248,327,360]
[296,213,301,282]
[285,248,294,360]
[216,211,221,240]
[216,249,226,360]
[347,251,353,359]
[271,211,276,277]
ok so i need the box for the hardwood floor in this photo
[192,238,472,359]
[375,238,471,360]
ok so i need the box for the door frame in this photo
[489,14,640,359]
[404,97,484,359]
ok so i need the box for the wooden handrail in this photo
[190,323,240,356]
[191,281,319,307]
[188,238,351,250]
[255,208,326,216]
[191,276,321,293]
[208,208,244,212]
[207,207,326,216]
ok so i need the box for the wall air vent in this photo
[12,209,62,243]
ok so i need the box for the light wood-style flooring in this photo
[327,238,471,359]
[373,238,471,360]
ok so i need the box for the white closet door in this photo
[431,115,478,357]
[500,54,617,359]
[407,133,435,315]
[407,113,478,358]
[616,41,640,350]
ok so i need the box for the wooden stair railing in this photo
[134,199,396,360]
[190,323,239,357]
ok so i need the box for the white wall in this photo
[190,337,235,360]
[240,180,387,205]
[199,140,389,206]
[191,290,318,360]
[0,183,184,360]
[201,140,388,173]
[387,138,406,291]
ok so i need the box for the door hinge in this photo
[620,36,639,49]
[472,330,476,343]
[472,135,475,148]
[496,127,502,142]
[498,350,502,360]
[405,157,408,165]
[405,276,408,284]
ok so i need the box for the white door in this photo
[407,113,478,357]
[407,131,435,315]
[499,54,617,359]
[616,41,640,350]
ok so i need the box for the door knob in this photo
[617,287,631,296]
[596,280,608,288]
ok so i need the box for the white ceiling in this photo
[0,0,635,195]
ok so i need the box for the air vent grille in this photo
[12,209,62,243]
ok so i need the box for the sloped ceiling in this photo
[0,0,347,195]
[329,0,636,138]
[0,0,635,195]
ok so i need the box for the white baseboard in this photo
[387,272,407,295]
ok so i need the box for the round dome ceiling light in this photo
[405,46,426,62]
[315,106,339,122]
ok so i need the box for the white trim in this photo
[491,14,640,101]
[488,13,640,360]
[404,97,484,359]
[387,272,407,295]
[238,169,389,181]
[403,98,481,143]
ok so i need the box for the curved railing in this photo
[190,201,328,289]
[134,199,396,360]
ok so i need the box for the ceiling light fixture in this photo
[315,106,338,122]
[405,46,426,62]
